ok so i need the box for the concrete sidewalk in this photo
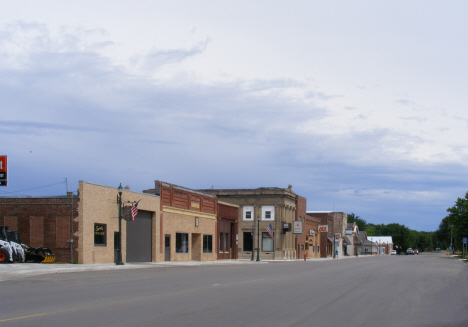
[0,255,365,282]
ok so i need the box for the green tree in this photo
[437,191,468,253]
[347,212,367,231]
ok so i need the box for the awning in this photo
[342,236,352,245]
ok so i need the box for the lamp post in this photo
[251,223,255,261]
[116,183,124,266]
[450,225,453,254]
[256,215,260,262]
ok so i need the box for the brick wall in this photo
[0,196,79,263]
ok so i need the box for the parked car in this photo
[391,250,397,255]
[406,248,413,255]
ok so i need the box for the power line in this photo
[0,181,66,196]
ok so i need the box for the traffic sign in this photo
[463,238,467,245]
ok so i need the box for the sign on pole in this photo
[0,155,7,186]
[293,221,302,234]
[318,225,328,232]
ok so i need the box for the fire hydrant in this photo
[304,253,307,261]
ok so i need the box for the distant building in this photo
[367,236,393,255]
[306,212,348,258]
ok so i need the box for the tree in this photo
[437,191,468,253]
[347,212,367,231]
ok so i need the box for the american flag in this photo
[131,201,140,221]
[266,224,274,239]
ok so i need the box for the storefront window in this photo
[176,233,188,253]
[262,232,274,252]
[94,223,106,246]
[203,235,212,253]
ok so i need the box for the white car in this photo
[391,250,397,255]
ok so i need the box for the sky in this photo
[1,1,468,232]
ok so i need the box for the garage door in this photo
[126,210,152,262]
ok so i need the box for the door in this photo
[126,210,152,262]
[164,235,170,261]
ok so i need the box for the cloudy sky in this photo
[1,1,467,231]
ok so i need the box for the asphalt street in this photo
[0,254,467,327]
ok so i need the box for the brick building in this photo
[306,212,348,258]
[154,181,220,262]
[199,185,301,260]
[0,195,78,263]
[294,196,321,259]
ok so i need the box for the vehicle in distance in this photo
[406,248,414,255]
[413,249,419,255]
[391,250,397,255]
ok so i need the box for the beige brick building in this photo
[76,181,161,264]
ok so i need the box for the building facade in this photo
[200,186,300,260]
[0,195,78,263]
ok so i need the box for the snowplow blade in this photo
[25,247,55,263]
[41,255,56,263]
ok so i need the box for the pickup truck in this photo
[406,248,414,255]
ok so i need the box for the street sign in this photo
[463,238,467,244]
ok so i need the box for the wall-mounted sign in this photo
[309,230,315,236]
[318,225,328,232]
[345,228,353,235]
[293,221,302,234]
[0,155,7,186]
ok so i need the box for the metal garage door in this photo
[126,210,152,262]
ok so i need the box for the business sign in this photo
[345,228,353,235]
[0,155,7,186]
[318,225,328,232]
[293,221,302,234]
[309,230,315,236]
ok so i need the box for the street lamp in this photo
[116,183,124,266]
[450,225,454,254]
[256,215,260,262]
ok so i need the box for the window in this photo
[243,232,253,251]
[317,246,320,253]
[219,232,223,252]
[94,223,106,246]
[262,232,274,252]
[225,233,230,253]
[262,206,275,221]
[176,233,189,253]
[203,235,212,253]
[243,206,254,221]
[219,233,230,253]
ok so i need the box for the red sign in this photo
[0,155,7,186]
[0,155,6,172]
[318,225,328,232]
